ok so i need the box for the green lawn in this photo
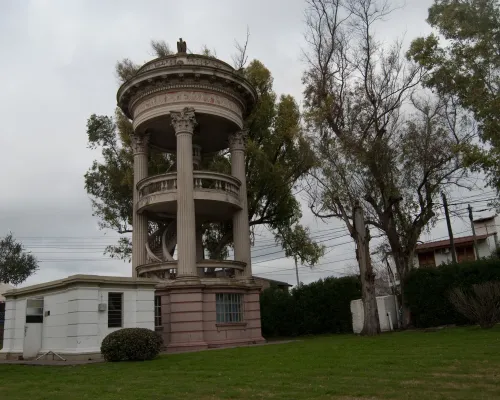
[1,327,499,399]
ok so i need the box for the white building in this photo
[414,215,499,268]
[0,283,14,302]
[0,275,157,361]
[351,295,399,334]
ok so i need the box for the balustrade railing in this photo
[193,171,240,198]
[138,171,241,200]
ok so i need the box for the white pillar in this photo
[229,130,252,279]
[131,132,150,277]
[171,108,198,279]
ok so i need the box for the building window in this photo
[154,296,162,328]
[26,298,44,323]
[108,293,123,328]
[216,293,243,323]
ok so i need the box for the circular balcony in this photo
[137,171,242,221]
[116,53,257,153]
[136,260,246,280]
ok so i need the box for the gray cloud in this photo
[0,0,488,287]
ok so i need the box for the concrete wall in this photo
[474,216,499,237]
[1,285,155,357]
[478,237,495,258]
[156,285,264,352]
[351,295,399,334]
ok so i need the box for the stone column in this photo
[131,132,150,277]
[229,130,252,279]
[196,223,204,277]
[171,108,198,279]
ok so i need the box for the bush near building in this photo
[404,258,500,328]
[260,276,361,338]
[100,328,163,362]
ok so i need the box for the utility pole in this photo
[468,204,479,260]
[441,192,457,263]
[294,257,300,287]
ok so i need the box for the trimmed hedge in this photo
[101,328,163,362]
[260,276,361,338]
[404,258,500,328]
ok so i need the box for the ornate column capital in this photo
[130,132,150,155]
[170,107,197,135]
[229,130,249,152]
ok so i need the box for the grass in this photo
[1,327,500,399]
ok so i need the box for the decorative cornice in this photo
[129,81,246,117]
[118,69,257,119]
[130,132,150,154]
[229,130,248,152]
[138,54,234,74]
[170,107,197,134]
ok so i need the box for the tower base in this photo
[155,279,266,353]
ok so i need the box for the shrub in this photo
[260,276,361,338]
[449,281,500,329]
[404,258,500,327]
[101,328,163,362]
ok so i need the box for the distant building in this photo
[252,276,292,292]
[414,215,499,268]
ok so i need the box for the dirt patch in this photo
[401,380,426,386]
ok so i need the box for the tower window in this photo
[216,293,243,323]
[154,295,162,328]
[108,293,123,328]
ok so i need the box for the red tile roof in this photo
[416,234,489,252]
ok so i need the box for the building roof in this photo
[2,275,157,299]
[253,275,292,287]
[473,214,497,223]
[0,282,15,301]
[416,234,489,252]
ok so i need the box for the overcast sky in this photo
[0,0,494,288]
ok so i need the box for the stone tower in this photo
[117,41,265,351]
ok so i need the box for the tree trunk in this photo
[354,207,380,336]
[360,239,380,336]
[391,250,413,329]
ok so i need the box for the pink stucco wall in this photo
[156,284,264,352]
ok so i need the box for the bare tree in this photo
[150,40,174,57]
[232,26,250,70]
[449,282,500,329]
[303,0,475,328]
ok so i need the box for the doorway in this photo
[23,297,44,359]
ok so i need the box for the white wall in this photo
[474,216,498,237]
[350,295,399,334]
[1,298,26,353]
[1,285,155,356]
[434,249,452,266]
[477,238,494,259]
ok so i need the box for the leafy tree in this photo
[303,0,474,328]
[85,41,323,264]
[0,233,38,285]
[407,0,500,190]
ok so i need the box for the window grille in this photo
[108,293,123,328]
[216,293,243,323]
[154,296,162,328]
